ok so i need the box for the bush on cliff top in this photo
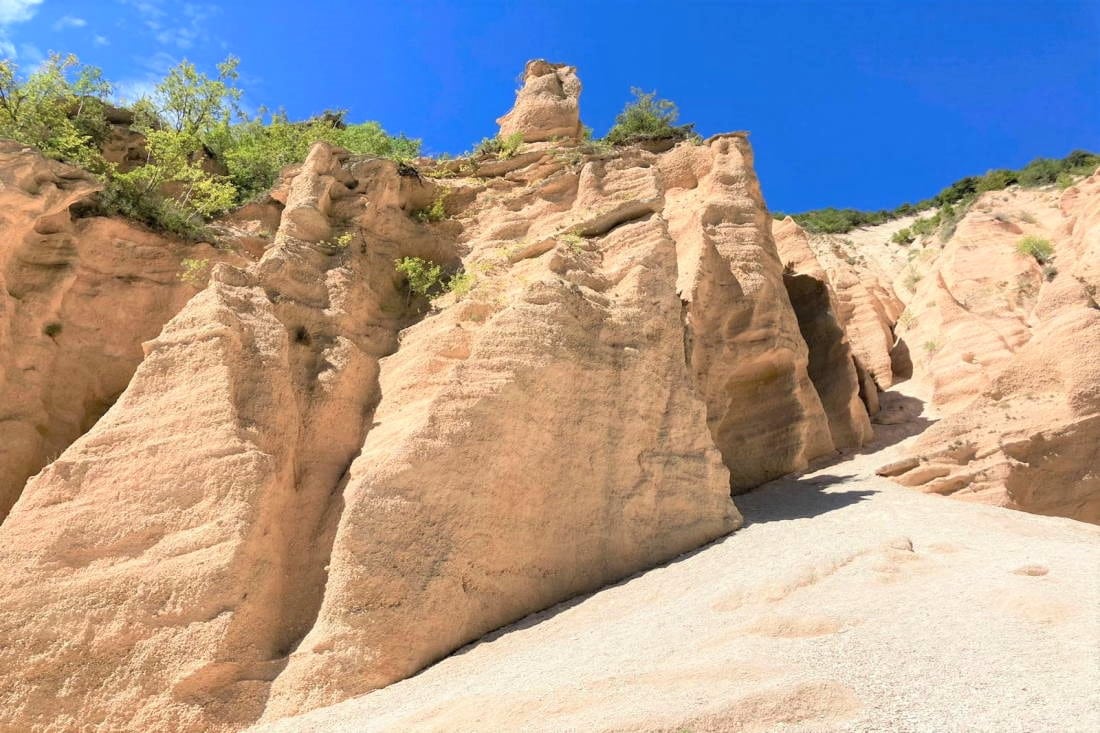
[605,88,698,146]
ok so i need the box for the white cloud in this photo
[0,0,42,59]
[119,0,220,50]
[52,15,87,31]
[0,0,43,25]
[93,34,110,46]
[113,78,158,104]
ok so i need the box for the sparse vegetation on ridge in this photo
[473,131,524,160]
[775,150,1100,234]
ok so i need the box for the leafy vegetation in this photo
[446,271,476,298]
[0,53,419,237]
[411,192,448,223]
[605,88,698,146]
[393,256,473,304]
[321,232,354,250]
[211,111,419,201]
[775,150,1100,234]
[1016,236,1054,264]
[394,256,445,299]
[472,131,524,160]
[0,53,113,171]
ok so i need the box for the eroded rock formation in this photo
[773,218,873,448]
[880,173,1100,522]
[0,142,243,520]
[496,59,582,142]
[2,57,1095,733]
[0,59,877,727]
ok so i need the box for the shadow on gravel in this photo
[736,475,876,525]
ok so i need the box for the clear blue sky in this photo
[3,0,1098,212]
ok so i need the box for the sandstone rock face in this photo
[773,218,873,448]
[496,59,582,142]
[790,220,905,395]
[892,191,1066,410]
[0,121,863,729]
[0,142,240,520]
[774,177,1100,523]
[0,91,872,726]
[880,173,1100,522]
[658,136,861,491]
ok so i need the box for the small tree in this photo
[605,88,697,146]
[0,53,112,169]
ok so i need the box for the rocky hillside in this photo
[0,59,1097,732]
[776,178,1100,523]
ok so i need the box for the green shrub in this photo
[211,112,420,202]
[891,228,914,245]
[1056,172,1075,190]
[604,88,697,146]
[394,256,445,299]
[321,232,353,250]
[789,207,891,234]
[42,322,62,338]
[1016,236,1054,264]
[0,53,112,171]
[910,213,940,237]
[977,169,1018,192]
[411,192,447,223]
[1017,157,1062,187]
[472,131,524,160]
[446,271,476,298]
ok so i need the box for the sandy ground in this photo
[255,389,1100,733]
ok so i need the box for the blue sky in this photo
[2,0,1098,212]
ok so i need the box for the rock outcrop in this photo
[0,61,875,728]
[0,142,242,520]
[773,218,874,447]
[880,173,1100,522]
[496,59,582,142]
[778,174,1100,523]
[4,57,1094,733]
[251,435,1100,733]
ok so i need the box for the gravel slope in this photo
[254,390,1100,733]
